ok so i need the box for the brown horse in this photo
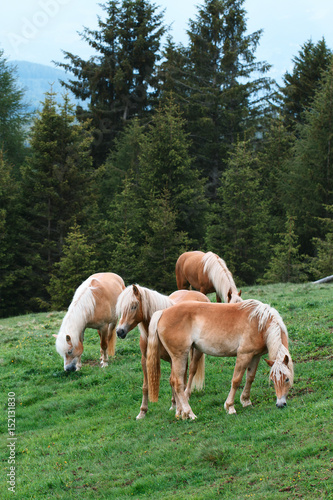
[54,272,125,371]
[116,284,210,419]
[147,299,294,420]
[175,250,242,303]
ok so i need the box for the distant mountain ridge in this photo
[10,60,82,112]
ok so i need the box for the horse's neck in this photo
[60,308,86,346]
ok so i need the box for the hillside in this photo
[10,60,83,112]
[1,282,332,498]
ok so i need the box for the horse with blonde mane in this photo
[54,273,125,371]
[116,284,210,419]
[175,250,242,303]
[147,299,294,420]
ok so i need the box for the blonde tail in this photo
[107,326,117,357]
[147,310,163,402]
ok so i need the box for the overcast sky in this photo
[1,0,333,83]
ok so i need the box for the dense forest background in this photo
[1,0,332,318]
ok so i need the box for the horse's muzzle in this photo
[276,401,287,408]
[116,327,127,339]
[65,364,77,372]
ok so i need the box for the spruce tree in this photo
[263,215,307,283]
[161,0,273,198]
[138,97,208,245]
[48,223,98,310]
[283,60,333,255]
[205,141,270,284]
[0,51,29,167]
[139,190,190,292]
[20,91,96,308]
[57,0,166,165]
[280,38,332,130]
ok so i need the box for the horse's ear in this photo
[238,290,242,297]
[265,358,274,367]
[66,335,72,347]
[283,355,289,366]
[227,289,232,303]
[132,284,140,298]
[52,334,58,338]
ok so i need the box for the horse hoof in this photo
[224,402,237,415]
[100,362,108,368]
[241,398,252,408]
[136,412,146,420]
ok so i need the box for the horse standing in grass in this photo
[175,250,242,303]
[54,273,125,372]
[147,299,294,420]
[116,284,210,419]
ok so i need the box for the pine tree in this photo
[139,190,190,292]
[0,51,29,167]
[57,0,166,165]
[161,0,273,198]
[280,38,332,130]
[139,97,208,245]
[20,91,96,307]
[205,141,270,284]
[48,223,98,310]
[263,215,307,283]
[283,60,333,255]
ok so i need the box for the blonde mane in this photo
[56,276,97,354]
[202,252,241,302]
[240,299,294,385]
[116,284,174,328]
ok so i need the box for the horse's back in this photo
[175,251,206,290]
[169,289,210,304]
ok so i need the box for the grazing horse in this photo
[147,299,294,420]
[175,250,242,303]
[116,284,210,419]
[54,273,125,371]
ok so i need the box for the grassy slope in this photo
[1,283,332,499]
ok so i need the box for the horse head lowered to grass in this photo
[147,299,294,420]
[116,284,210,419]
[54,272,125,371]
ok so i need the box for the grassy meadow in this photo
[1,282,332,499]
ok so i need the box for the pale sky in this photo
[1,0,333,83]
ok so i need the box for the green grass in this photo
[1,283,332,499]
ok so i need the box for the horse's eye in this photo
[285,378,289,383]
[131,304,137,310]
[68,350,73,355]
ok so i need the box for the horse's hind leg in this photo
[170,357,196,420]
[240,355,261,408]
[185,348,204,400]
[99,325,109,367]
[137,354,149,420]
[224,353,253,415]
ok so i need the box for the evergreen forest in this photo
[1,0,332,318]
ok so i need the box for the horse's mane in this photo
[56,276,97,353]
[202,251,241,302]
[116,284,174,324]
[240,299,294,385]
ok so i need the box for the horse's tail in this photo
[147,310,163,402]
[108,326,117,357]
[190,348,205,391]
[202,251,239,302]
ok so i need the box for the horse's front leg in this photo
[224,353,253,415]
[240,355,261,408]
[98,325,109,367]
